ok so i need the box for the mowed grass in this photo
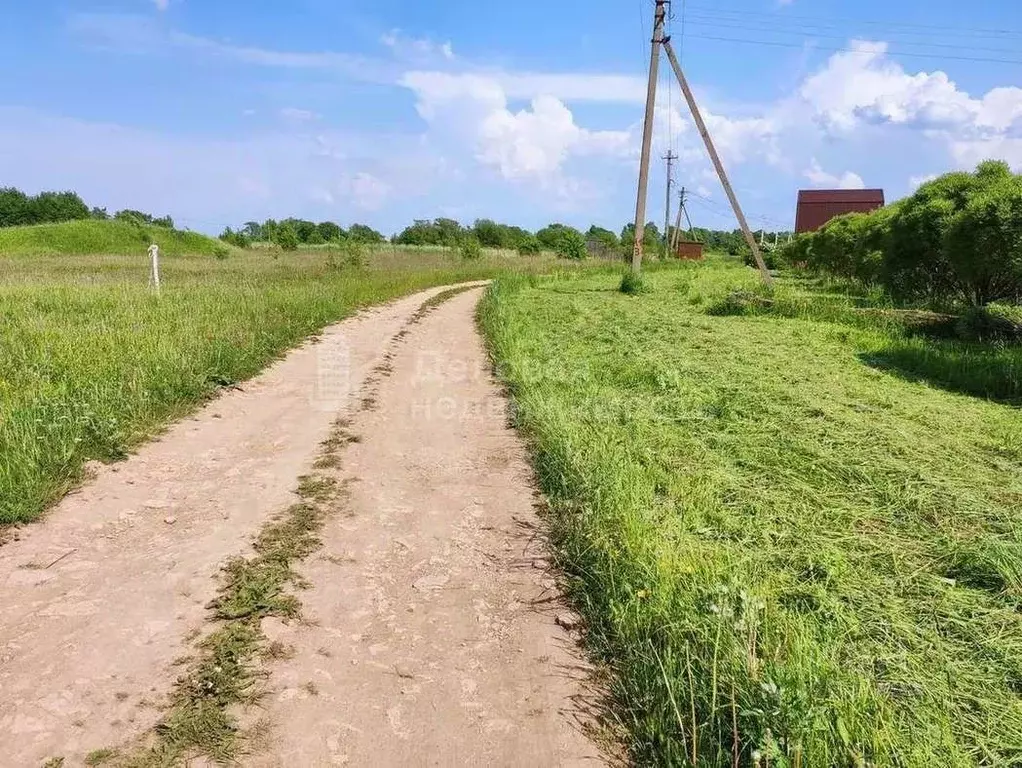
[0,242,579,525]
[480,259,1022,765]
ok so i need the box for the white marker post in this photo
[147,243,161,294]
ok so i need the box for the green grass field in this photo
[0,227,587,526]
[480,258,1022,766]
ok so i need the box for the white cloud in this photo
[381,29,455,64]
[153,0,169,10]
[803,158,865,189]
[279,107,319,123]
[493,72,645,103]
[400,72,630,188]
[949,136,1022,171]
[797,39,1022,173]
[57,15,1022,227]
[908,173,939,189]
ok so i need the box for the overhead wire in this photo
[680,34,1022,66]
[675,16,1022,57]
[682,4,1022,39]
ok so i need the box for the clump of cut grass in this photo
[85,748,119,766]
[480,264,1022,765]
[118,461,344,766]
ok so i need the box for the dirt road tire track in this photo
[249,286,603,767]
[0,283,602,767]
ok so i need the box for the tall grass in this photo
[0,246,585,525]
[480,259,1022,765]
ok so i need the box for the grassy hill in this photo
[0,219,230,258]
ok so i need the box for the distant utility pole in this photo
[631,0,667,274]
[660,37,773,285]
[663,150,678,257]
[670,186,688,253]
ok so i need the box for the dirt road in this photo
[0,284,602,767]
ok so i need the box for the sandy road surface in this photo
[0,284,602,767]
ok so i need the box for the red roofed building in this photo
[795,189,885,234]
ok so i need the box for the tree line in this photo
[223,215,793,260]
[0,182,794,262]
[782,160,1022,308]
[219,219,387,250]
[0,187,174,229]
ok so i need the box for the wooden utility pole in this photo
[670,185,686,252]
[662,150,678,257]
[631,0,667,274]
[661,38,773,285]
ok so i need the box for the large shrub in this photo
[555,228,588,260]
[274,222,299,251]
[944,174,1022,305]
[795,161,1022,307]
[458,235,483,261]
[517,234,542,256]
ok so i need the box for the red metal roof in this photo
[795,189,885,234]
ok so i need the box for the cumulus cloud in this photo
[56,15,1022,227]
[803,158,865,189]
[797,40,1022,172]
[400,71,630,187]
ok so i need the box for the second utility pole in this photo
[663,150,678,258]
[630,0,666,274]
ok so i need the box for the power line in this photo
[684,33,1022,66]
[683,4,1022,39]
[687,193,791,229]
[677,17,1022,56]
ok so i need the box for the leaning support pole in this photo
[662,39,773,286]
[631,0,667,274]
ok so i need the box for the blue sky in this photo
[1,0,1020,235]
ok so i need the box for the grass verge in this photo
[479,258,1022,766]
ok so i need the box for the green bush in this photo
[517,235,541,256]
[326,239,368,269]
[219,227,251,249]
[945,174,1022,306]
[555,229,588,260]
[459,236,483,261]
[778,233,813,270]
[619,270,650,295]
[0,187,90,227]
[274,223,299,252]
[795,161,1022,308]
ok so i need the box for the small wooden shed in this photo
[795,189,885,234]
[674,240,704,261]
